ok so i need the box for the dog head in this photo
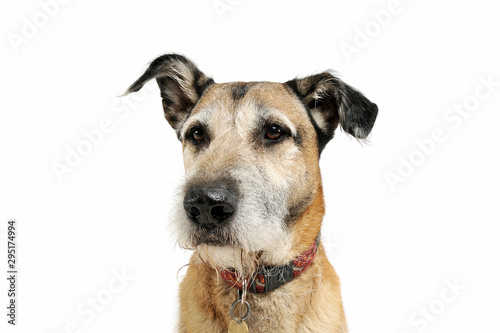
[125,54,377,273]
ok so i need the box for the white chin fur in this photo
[195,234,294,275]
[196,245,258,273]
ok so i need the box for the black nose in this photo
[183,187,237,228]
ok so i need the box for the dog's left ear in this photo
[285,72,378,152]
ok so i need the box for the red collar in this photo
[218,236,320,293]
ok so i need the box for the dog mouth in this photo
[191,226,235,247]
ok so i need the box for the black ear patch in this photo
[285,72,378,153]
[124,54,214,131]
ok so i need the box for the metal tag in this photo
[228,319,248,333]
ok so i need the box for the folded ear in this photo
[285,72,378,152]
[124,54,214,132]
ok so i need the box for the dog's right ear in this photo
[124,54,215,132]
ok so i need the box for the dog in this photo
[124,54,378,332]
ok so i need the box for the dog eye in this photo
[190,127,205,142]
[264,124,282,140]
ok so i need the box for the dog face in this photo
[125,54,377,272]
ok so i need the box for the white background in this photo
[1,0,499,332]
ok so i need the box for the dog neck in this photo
[217,234,320,293]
